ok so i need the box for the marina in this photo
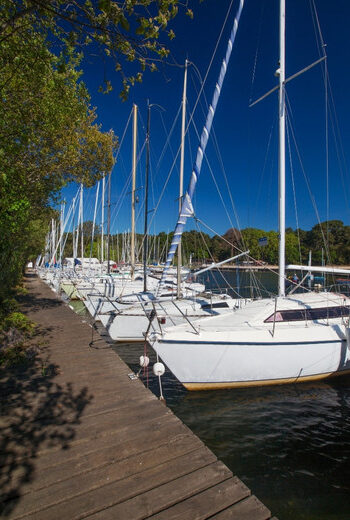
[2,1,350,519]
[0,272,275,520]
[74,268,350,518]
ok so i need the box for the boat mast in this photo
[106,171,111,274]
[101,176,105,265]
[80,183,84,261]
[143,101,151,293]
[156,0,245,296]
[131,103,137,280]
[59,203,64,265]
[177,59,188,298]
[278,0,286,297]
[90,182,100,261]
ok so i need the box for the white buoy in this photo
[139,355,150,368]
[153,362,165,376]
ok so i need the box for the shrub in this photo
[0,312,36,367]
[1,312,36,335]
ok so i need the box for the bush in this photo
[1,312,36,335]
[0,312,36,367]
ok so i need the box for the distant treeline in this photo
[63,219,350,266]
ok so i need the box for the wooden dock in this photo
[0,272,276,519]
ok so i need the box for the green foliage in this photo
[0,311,36,368]
[0,298,19,321]
[60,221,350,268]
[1,312,36,336]
[0,0,196,100]
[0,346,28,368]
[0,6,116,303]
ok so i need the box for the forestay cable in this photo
[157,0,245,295]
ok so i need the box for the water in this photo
[196,267,350,299]
[68,271,350,519]
[196,267,278,299]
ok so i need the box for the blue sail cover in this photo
[157,0,245,295]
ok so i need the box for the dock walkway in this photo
[0,272,276,519]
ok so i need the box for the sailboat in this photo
[86,63,244,342]
[149,0,350,390]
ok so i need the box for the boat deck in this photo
[0,272,276,520]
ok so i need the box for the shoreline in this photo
[197,264,350,271]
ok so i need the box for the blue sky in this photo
[61,0,350,237]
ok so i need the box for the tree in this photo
[285,231,300,264]
[0,10,115,301]
[241,228,265,261]
[1,0,196,100]
[307,220,347,264]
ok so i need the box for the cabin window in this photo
[201,302,230,309]
[264,305,350,323]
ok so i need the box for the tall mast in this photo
[80,183,84,261]
[107,171,111,274]
[177,59,188,298]
[72,197,77,258]
[51,218,55,264]
[131,104,137,280]
[156,0,245,296]
[101,176,105,264]
[59,203,64,265]
[278,0,286,297]
[90,181,100,261]
[143,101,151,293]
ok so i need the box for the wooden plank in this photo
[1,395,173,441]
[1,414,186,496]
[6,430,200,498]
[149,477,251,520]
[0,383,154,428]
[3,434,206,517]
[6,448,218,520]
[0,402,178,471]
[0,366,136,398]
[209,495,271,520]
[86,460,233,520]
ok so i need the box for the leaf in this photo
[98,0,111,12]
[120,14,130,31]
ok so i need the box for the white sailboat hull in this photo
[99,312,153,342]
[151,293,350,389]
[154,327,350,390]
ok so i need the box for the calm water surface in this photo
[71,270,350,519]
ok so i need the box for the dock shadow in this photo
[0,333,93,516]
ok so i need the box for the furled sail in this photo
[157,0,245,295]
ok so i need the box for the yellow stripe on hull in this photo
[183,369,350,391]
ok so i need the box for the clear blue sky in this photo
[61,0,350,237]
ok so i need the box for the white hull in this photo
[83,292,157,321]
[68,276,204,302]
[151,292,350,389]
[99,312,154,342]
[76,279,149,300]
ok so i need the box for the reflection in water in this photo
[174,381,350,520]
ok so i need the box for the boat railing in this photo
[167,300,200,334]
[85,292,122,320]
[328,283,350,296]
[138,298,201,337]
